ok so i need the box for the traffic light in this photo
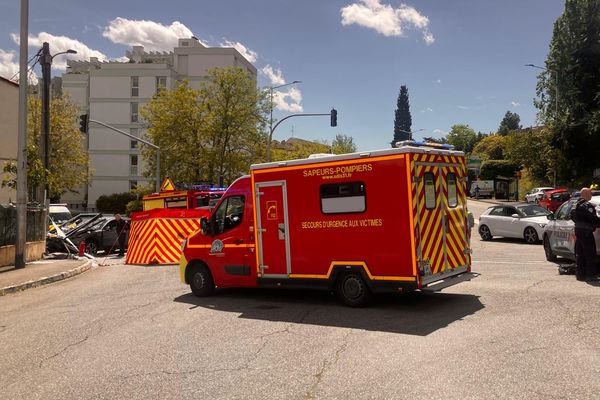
[79,114,88,133]
[330,108,337,127]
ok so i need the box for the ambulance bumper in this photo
[421,270,478,292]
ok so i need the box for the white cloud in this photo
[0,49,19,81]
[458,105,470,110]
[421,107,433,113]
[12,32,107,71]
[220,39,257,63]
[260,65,303,112]
[274,87,303,113]
[102,17,195,51]
[511,101,520,107]
[0,48,39,84]
[436,78,442,84]
[261,64,285,86]
[433,129,447,136]
[340,0,434,44]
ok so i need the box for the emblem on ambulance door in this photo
[266,201,278,220]
[210,239,224,254]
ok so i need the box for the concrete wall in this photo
[0,78,19,204]
[0,241,45,267]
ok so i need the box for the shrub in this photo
[96,192,136,214]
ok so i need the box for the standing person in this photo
[570,188,600,281]
[114,213,128,257]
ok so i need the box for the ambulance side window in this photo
[424,173,436,209]
[320,182,366,214]
[214,196,245,234]
[447,173,457,208]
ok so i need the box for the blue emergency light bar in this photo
[396,140,455,150]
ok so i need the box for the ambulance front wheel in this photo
[189,264,215,297]
[335,273,372,307]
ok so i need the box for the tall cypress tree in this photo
[392,85,412,147]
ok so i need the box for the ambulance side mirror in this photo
[200,217,212,236]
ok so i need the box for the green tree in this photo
[331,134,357,154]
[392,85,412,147]
[2,95,90,200]
[141,67,268,187]
[497,111,521,135]
[271,138,330,161]
[471,134,506,161]
[446,124,477,154]
[503,127,555,183]
[535,0,600,181]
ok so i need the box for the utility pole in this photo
[15,0,29,269]
[40,42,51,202]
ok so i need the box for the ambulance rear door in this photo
[413,154,469,284]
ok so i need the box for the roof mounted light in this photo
[396,140,455,150]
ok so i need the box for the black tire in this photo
[335,272,371,307]
[543,235,557,261]
[85,240,98,255]
[479,224,492,241]
[190,265,215,297]
[524,227,539,244]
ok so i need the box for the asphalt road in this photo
[1,200,598,399]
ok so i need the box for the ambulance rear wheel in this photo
[335,273,371,307]
[190,265,215,297]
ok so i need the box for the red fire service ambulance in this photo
[180,142,474,306]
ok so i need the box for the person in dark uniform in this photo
[114,213,128,257]
[570,188,600,281]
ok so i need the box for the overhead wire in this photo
[9,47,42,82]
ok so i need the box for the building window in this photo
[131,103,138,123]
[131,76,139,97]
[320,182,366,214]
[156,76,167,92]
[129,181,138,190]
[130,154,138,176]
[130,128,138,149]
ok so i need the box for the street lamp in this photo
[266,80,301,162]
[525,64,558,119]
[39,42,77,201]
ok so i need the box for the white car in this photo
[542,196,600,261]
[478,204,552,244]
[525,187,554,204]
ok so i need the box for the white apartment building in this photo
[62,37,256,210]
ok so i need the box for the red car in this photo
[538,189,571,212]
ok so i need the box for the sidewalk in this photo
[0,254,93,296]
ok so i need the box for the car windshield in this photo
[516,204,551,217]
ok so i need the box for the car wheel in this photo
[85,240,98,255]
[524,227,539,244]
[335,273,371,307]
[479,224,492,241]
[190,264,215,297]
[543,235,557,261]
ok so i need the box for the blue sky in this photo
[0,0,564,151]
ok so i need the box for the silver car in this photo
[542,196,600,261]
[478,204,551,244]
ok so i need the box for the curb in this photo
[0,259,93,296]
